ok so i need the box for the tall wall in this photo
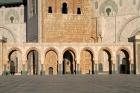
[41,0,97,43]
[0,5,26,43]
[26,0,38,42]
[93,0,140,43]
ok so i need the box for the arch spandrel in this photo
[44,47,59,57]
[119,17,140,42]
[0,26,16,42]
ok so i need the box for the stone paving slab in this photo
[0,75,140,93]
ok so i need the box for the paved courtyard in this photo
[0,75,140,93]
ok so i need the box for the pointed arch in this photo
[80,47,94,74]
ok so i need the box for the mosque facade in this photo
[0,0,140,75]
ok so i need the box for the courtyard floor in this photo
[0,75,140,93]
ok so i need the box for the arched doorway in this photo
[27,50,39,75]
[63,50,76,74]
[8,50,22,75]
[117,49,130,74]
[98,49,112,74]
[80,49,94,74]
[45,50,58,75]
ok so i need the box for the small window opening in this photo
[10,16,14,23]
[62,3,68,14]
[77,8,81,14]
[106,8,111,16]
[48,6,52,13]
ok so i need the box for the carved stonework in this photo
[99,0,118,16]
[41,0,97,43]
[5,9,19,23]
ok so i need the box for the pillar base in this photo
[2,70,10,76]
[58,70,63,75]
[76,70,80,75]
[21,71,28,75]
[40,70,45,75]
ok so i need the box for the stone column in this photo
[58,63,63,75]
[129,59,134,74]
[76,63,80,75]
[135,42,140,74]
[41,52,45,75]
[58,57,63,75]
[94,60,98,74]
[58,51,63,75]
[114,59,118,74]
[92,60,94,74]
[94,51,98,74]
[40,63,44,75]
[111,60,116,74]
[22,59,27,75]
[38,59,41,75]
[0,36,7,75]
[75,56,80,75]
[22,50,28,75]
[0,42,3,75]
[7,60,10,74]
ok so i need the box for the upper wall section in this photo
[93,0,140,17]
[42,0,92,15]
[0,5,26,43]
[41,0,97,43]
[0,6,25,24]
[26,0,38,42]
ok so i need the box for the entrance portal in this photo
[117,49,130,74]
[80,49,94,74]
[27,50,39,75]
[8,50,21,75]
[98,49,112,74]
[45,50,58,75]
[63,50,75,74]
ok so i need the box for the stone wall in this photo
[41,0,97,43]
[0,5,26,43]
[26,0,38,42]
[92,0,140,43]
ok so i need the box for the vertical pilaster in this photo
[58,54,63,75]
[129,59,134,74]
[0,42,2,75]
[21,50,28,75]
[94,60,98,74]
[76,63,80,74]
[58,63,63,75]
[40,51,45,75]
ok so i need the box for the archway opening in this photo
[45,50,58,75]
[8,50,21,75]
[117,49,130,74]
[63,50,75,74]
[80,49,94,74]
[27,50,39,75]
[98,49,112,74]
